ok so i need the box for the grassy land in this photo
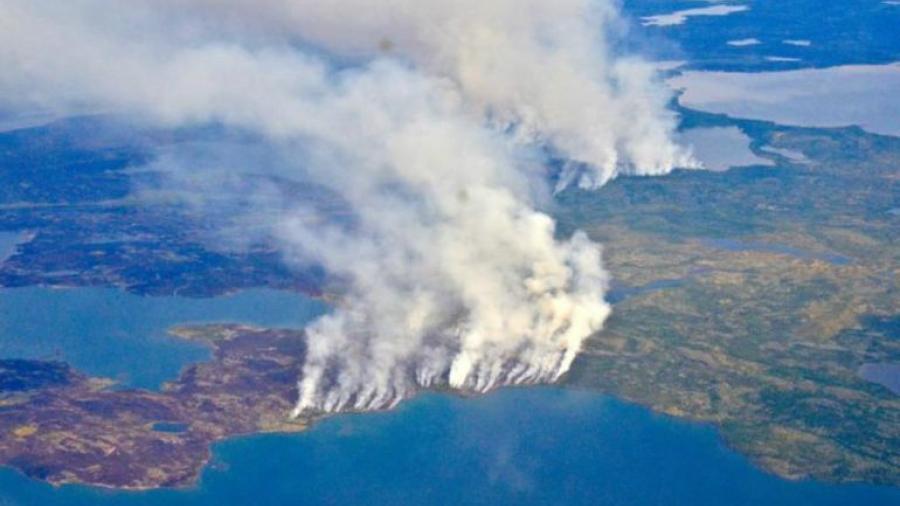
[562,110,900,484]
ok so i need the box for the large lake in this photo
[669,63,900,136]
[0,287,328,388]
[0,388,897,505]
[0,232,25,263]
[0,287,898,504]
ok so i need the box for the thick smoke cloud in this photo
[155,0,695,188]
[0,0,694,413]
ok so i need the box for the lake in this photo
[0,286,896,504]
[669,63,900,136]
[0,287,328,389]
[0,232,25,263]
[859,363,900,394]
[677,126,773,172]
[0,387,897,505]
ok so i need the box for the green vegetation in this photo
[0,110,896,489]
[563,110,900,484]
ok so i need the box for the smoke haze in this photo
[0,0,695,413]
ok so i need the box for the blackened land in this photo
[0,325,314,489]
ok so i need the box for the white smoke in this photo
[152,0,696,188]
[0,0,694,414]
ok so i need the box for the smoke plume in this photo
[0,0,695,413]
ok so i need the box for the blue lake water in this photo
[0,387,897,505]
[151,422,190,434]
[677,126,773,172]
[0,231,25,262]
[0,285,895,504]
[0,287,328,389]
[859,363,900,394]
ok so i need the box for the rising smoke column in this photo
[273,69,614,411]
[0,0,695,414]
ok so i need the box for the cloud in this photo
[0,0,694,413]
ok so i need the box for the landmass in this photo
[0,325,315,489]
[562,109,900,485]
[0,108,897,488]
[0,117,328,298]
